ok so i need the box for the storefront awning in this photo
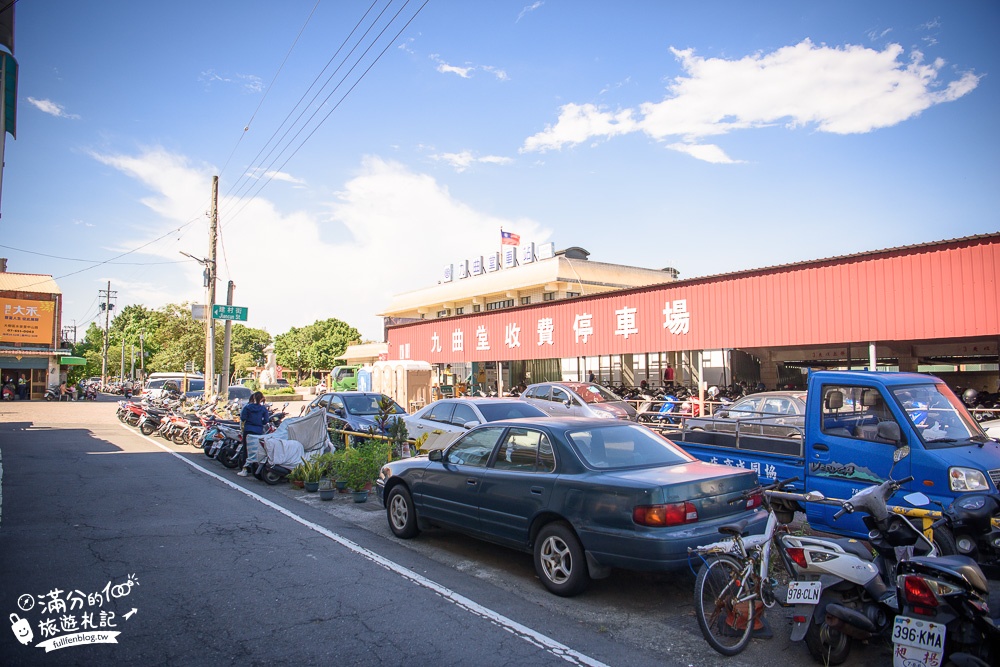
[60,356,87,366]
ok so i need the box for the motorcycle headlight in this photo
[949,467,990,492]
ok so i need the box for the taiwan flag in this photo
[501,230,520,246]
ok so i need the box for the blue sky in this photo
[1,1,997,342]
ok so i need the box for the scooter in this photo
[780,445,935,665]
[930,491,1000,577]
[893,528,998,667]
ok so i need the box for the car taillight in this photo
[633,502,698,526]
[901,575,940,610]
[745,491,763,510]
[785,546,808,568]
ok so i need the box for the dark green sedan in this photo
[377,417,766,597]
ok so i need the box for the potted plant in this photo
[318,478,335,501]
[342,441,391,502]
[289,464,306,489]
[302,458,323,492]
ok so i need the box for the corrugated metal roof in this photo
[0,272,62,295]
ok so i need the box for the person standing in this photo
[663,364,675,388]
[17,374,27,400]
[238,391,269,477]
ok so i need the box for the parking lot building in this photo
[383,233,1000,395]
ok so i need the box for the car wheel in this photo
[533,522,590,597]
[386,486,420,539]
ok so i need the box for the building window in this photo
[520,296,531,305]
[566,291,580,298]
[486,299,514,311]
[473,305,481,313]
[456,307,464,315]
[543,292,555,301]
[436,309,451,318]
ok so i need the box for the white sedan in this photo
[404,398,547,451]
[982,419,1000,440]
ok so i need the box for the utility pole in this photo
[221,280,234,400]
[119,338,126,384]
[99,282,116,387]
[139,332,145,382]
[205,175,219,398]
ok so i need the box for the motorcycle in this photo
[44,385,61,401]
[893,529,998,666]
[780,445,935,664]
[930,492,1000,577]
[254,408,332,484]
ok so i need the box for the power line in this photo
[223,0,429,227]
[0,243,196,265]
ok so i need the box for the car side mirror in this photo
[333,407,345,416]
[463,421,479,430]
[429,450,443,462]
[563,398,573,407]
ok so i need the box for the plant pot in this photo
[319,487,336,501]
[304,481,320,492]
[351,490,369,503]
[291,480,305,489]
[336,480,348,493]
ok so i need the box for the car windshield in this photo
[563,383,622,404]
[343,394,404,415]
[477,402,546,421]
[568,424,692,469]
[892,383,988,448]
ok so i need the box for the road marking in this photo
[118,422,608,667]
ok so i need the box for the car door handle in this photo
[530,486,544,495]
[467,479,478,486]
[813,443,829,451]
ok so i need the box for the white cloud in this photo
[244,167,305,185]
[522,39,981,162]
[200,69,262,93]
[665,143,741,164]
[517,1,544,22]
[87,150,547,340]
[431,54,508,81]
[27,97,80,119]
[431,150,513,172]
[521,103,637,153]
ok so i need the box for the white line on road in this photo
[119,422,609,667]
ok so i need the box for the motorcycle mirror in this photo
[803,490,826,502]
[903,492,930,507]
[893,445,910,463]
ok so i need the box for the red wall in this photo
[387,236,1000,363]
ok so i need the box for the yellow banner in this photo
[1,298,56,345]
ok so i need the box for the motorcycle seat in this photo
[829,537,875,562]
[907,555,990,595]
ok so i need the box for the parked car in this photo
[303,391,407,435]
[182,384,252,404]
[520,381,637,421]
[683,390,807,438]
[982,418,1000,439]
[404,398,548,451]
[377,417,766,597]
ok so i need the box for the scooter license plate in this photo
[785,581,821,604]
[892,616,945,666]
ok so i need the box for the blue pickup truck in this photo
[666,371,1000,538]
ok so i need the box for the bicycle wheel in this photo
[694,554,756,656]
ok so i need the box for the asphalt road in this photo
[0,398,892,667]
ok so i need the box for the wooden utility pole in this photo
[204,175,218,398]
[220,280,234,400]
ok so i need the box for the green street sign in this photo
[212,304,248,322]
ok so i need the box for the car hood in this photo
[591,402,636,419]
[923,441,1000,474]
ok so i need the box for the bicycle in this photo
[688,477,824,656]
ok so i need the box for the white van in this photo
[142,373,203,400]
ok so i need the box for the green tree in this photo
[230,324,271,365]
[274,318,361,379]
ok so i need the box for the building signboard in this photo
[443,241,555,282]
[1,297,55,345]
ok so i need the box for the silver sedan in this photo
[404,398,547,451]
